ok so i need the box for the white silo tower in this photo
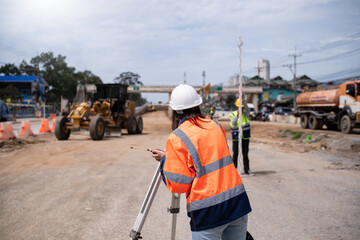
[258,59,270,81]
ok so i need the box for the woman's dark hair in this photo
[172,106,204,130]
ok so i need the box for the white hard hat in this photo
[170,84,203,111]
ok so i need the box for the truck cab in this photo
[339,80,360,124]
[296,80,360,133]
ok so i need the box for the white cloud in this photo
[0,0,359,91]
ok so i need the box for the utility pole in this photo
[202,71,206,102]
[84,72,88,102]
[36,63,39,102]
[184,72,186,84]
[238,37,243,173]
[35,63,43,118]
[283,48,301,110]
[202,71,206,88]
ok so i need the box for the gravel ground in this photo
[0,111,359,240]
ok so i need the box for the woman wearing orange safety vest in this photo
[152,84,252,240]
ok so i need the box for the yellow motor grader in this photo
[55,84,143,140]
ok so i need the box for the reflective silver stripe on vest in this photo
[230,126,239,132]
[187,183,245,212]
[201,155,233,177]
[164,170,194,185]
[229,113,238,128]
[243,123,250,131]
[173,126,232,178]
[173,128,204,177]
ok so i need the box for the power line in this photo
[241,31,360,80]
[313,65,360,81]
[272,55,289,66]
[270,31,360,68]
[302,31,360,54]
[321,75,360,84]
[298,47,360,65]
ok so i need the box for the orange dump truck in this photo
[295,80,360,133]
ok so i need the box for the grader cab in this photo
[55,84,143,140]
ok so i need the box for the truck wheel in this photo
[127,116,137,134]
[340,115,352,134]
[90,116,105,140]
[55,117,71,140]
[308,115,319,129]
[300,114,309,129]
[136,116,143,134]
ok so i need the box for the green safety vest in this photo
[229,110,250,140]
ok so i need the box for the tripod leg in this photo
[129,163,162,240]
[168,193,181,240]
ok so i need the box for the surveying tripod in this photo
[129,163,181,240]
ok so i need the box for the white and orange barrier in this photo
[18,120,34,137]
[18,121,29,137]
[26,121,34,136]
[39,119,51,133]
[0,122,16,140]
[0,123,6,140]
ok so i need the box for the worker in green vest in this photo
[229,98,254,175]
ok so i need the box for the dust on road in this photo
[0,111,359,240]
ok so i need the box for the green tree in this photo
[0,84,21,102]
[1,52,104,110]
[19,60,37,75]
[225,94,237,110]
[75,70,103,85]
[0,63,21,75]
[114,72,142,85]
[30,52,78,108]
[113,72,147,106]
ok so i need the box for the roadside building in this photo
[293,75,318,90]
[242,75,318,111]
[0,75,48,104]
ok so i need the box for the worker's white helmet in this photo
[170,84,203,111]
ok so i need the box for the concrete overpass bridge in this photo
[127,85,263,110]
[82,84,263,111]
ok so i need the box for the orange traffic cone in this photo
[51,118,56,131]
[26,121,33,136]
[18,121,29,137]
[39,119,51,133]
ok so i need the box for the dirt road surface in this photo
[1,111,359,240]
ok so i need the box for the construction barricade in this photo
[26,121,34,136]
[0,122,16,140]
[18,120,34,137]
[39,119,52,133]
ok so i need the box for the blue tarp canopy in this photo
[0,75,48,86]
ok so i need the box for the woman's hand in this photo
[152,149,165,162]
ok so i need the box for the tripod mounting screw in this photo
[168,207,180,213]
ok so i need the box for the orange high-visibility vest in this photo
[160,117,251,231]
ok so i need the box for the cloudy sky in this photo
[1,0,359,102]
